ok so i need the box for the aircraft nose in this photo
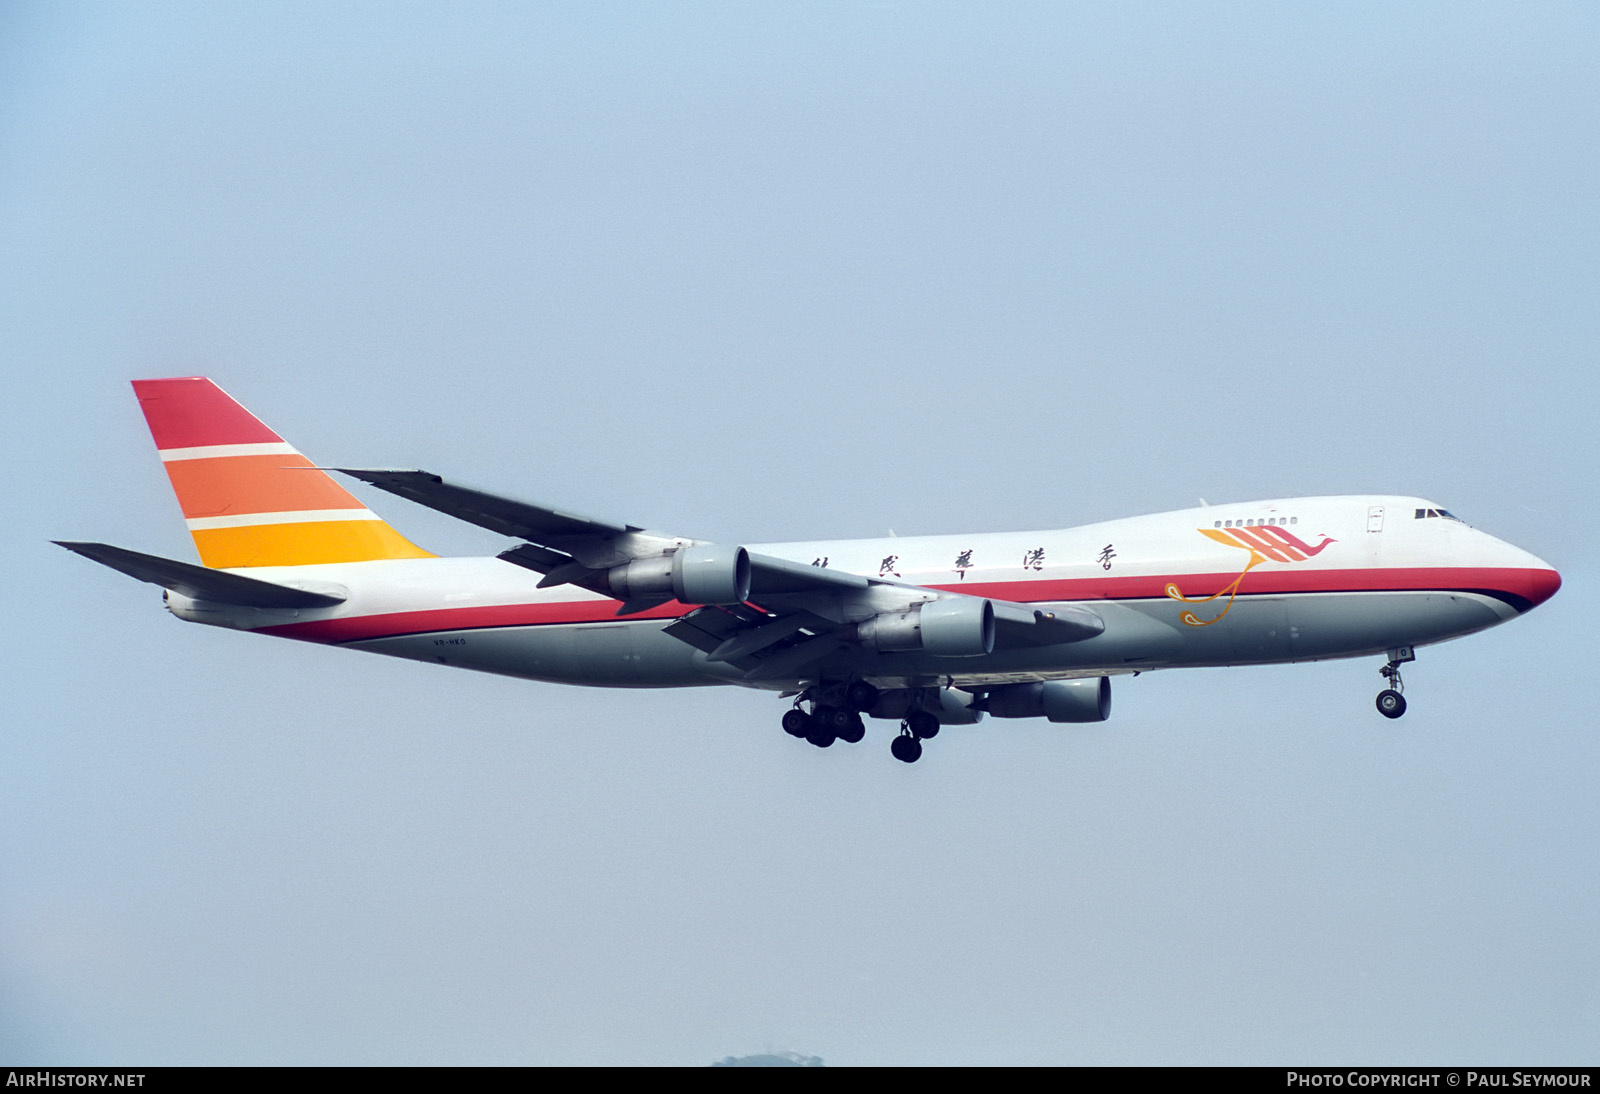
[1519,563,1562,611]
[1474,531,1560,614]
[1487,543,1561,613]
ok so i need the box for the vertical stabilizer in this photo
[133,377,433,568]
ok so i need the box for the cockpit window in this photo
[1414,508,1466,523]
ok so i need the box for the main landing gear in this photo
[780,681,946,762]
[889,710,941,764]
[782,699,866,749]
[1376,646,1415,719]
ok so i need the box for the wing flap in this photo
[706,614,812,663]
[496,542,577,576]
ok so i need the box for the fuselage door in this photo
[1366,505,1385,533]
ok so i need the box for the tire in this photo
[907,710,939,739]
[806,725,837,748]
[838,713,866,744]
[890,734,923,763]
[1376,689,1407,719]
[781,709,811,737]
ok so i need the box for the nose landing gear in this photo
[1376,646,1415,719]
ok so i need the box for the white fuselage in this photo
[165,495,1559,693]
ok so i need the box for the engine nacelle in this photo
[606,545,751,604]
[984,677,1111,723]
[934,684,985,724]
[865,685,985,725]
[856,597,995,657]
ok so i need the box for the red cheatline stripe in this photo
[255,566,1559,645]
[261,598,691,642]
[133,377,283,450]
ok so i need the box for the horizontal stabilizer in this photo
[55,541,347,609]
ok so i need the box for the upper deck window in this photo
[1216,515,1299,530]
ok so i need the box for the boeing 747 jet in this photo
[59,378,1561,762]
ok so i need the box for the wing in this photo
[334,468,644,566]
[338,468,1102,675]
[336,467,877,598]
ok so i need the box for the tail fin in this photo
[133,377,433,568]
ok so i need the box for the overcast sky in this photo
[3,2,1595,1065]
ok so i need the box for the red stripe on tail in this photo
[132,377,282,450]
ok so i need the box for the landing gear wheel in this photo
[1376,689,1407,719]
[838,713,866,744]
[845,681,880,712]
[907,710,939,740]
[806,723,837,747]
[781,709,812,738]
[890,734,923,764]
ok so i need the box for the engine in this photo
[865,685,985,725]
[856,597,995,657]
[606,545,751,604]
[983,677,1111,723]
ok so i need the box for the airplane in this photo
[58,377,1562,763]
